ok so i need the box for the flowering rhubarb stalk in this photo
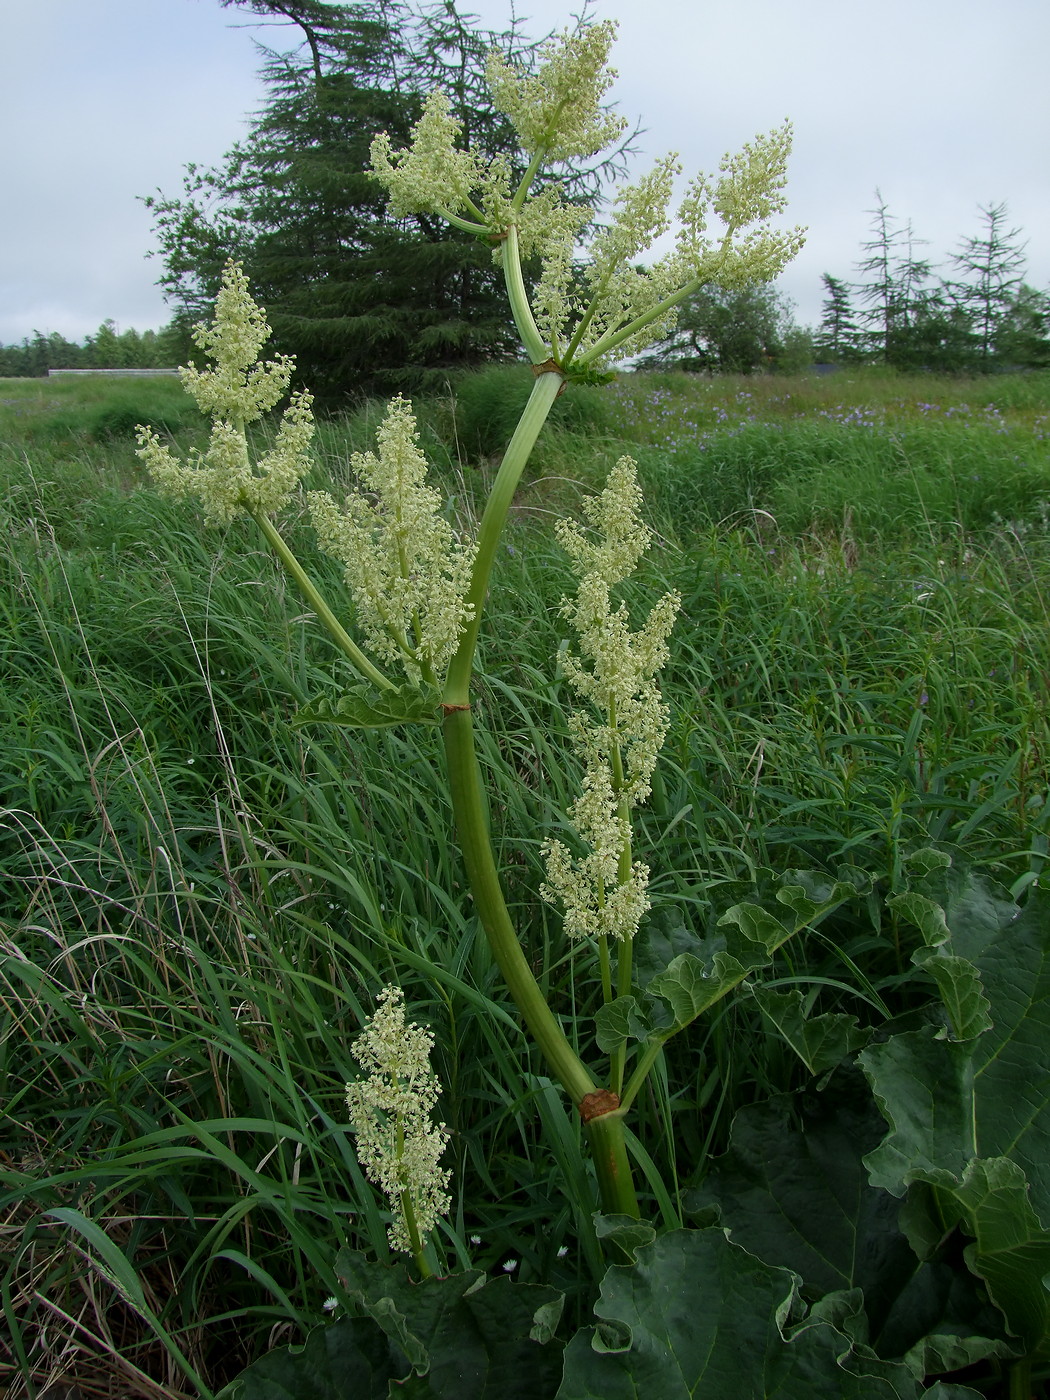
[371,18,804,1215]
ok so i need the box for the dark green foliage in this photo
[825,195,1050,374]
[222,1250,565,1399]
[0,321,185,376]
[641,282,807,375]
[450,365,614,460]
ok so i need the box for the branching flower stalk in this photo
[541,457,680,1098]
[370,18,804,1213]
[135,262,395,694]
[138,18,804,1230]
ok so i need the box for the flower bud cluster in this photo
[484,19,626,163]
[135,261,314,526]
[541,458,679,944]
[308,397,476,685]
[345,986,451,1256]
[367,23,804,373]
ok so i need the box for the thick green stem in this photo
[442,705,596,1106]
[1008,1358,1033,1400]
[501,223,549,365]
[439,362,641,1219]
[251,510,395,692]
[585,1109,640,1219]
[444,372,564,702]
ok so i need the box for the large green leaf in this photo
[221,1253,565,1400]
[944,1158,1050,1361]
[862,886,1050,1214]
[694,1081,1015,1373]
[337,1249,564,1397]
[748,987,870,1075]
[218,1315,402,1399]
[861,879,1050,1357]
[296,683,441,729]
[558,1228,972,1399]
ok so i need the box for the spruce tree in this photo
[815,274,862,362]
[947,202,1027,368]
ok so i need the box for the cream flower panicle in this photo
[135,261,314,526]
[369,90,486,224]
[368,20,805,375]
[485,19,626,163]
[541,458,679,945]
[345,986,451,1257]
[308,396,476,687]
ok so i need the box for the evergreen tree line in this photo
[0,321,185,378]
[3,2,1047,383]
[814,194,1050,371]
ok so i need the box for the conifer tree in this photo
[947,202,1028,368]
[815,273,862,362]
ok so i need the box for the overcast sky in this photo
[3,0,1048,346]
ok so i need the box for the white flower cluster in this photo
[368,22,804,371]
[484,19,627,162]
[308,397,476,686]
[541,458,679,944]
[345,985,451,1257]
[135,262,314,526]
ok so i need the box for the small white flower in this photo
[502,1258,518,1273]
[323,1296,339,1313]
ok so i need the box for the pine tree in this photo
[947,202,1027,368]
[815,274,862,362]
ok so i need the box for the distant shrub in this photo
[450,364,613,459]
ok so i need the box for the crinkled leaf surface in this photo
[862,886,1050,1213]
[218,1314,401,1399]
[749,986,870,1074]
[695,1080,1014,1372]
[296,683,441,729]
[558,1228,940,1399]
[697,1082,923,1318]
[594,995,656,1054]
[337,1249,565,1397]
[223,1254,564,1400]
[949,1157,1050,1360]
[861,882,1050,1356]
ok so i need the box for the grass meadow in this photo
[2,366,1049,1396]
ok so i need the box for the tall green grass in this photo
[2,369,1049,1394]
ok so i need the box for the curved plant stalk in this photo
[439,249,642,1216]
[251,509,395,692]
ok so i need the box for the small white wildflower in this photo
[136,261,314,525]
[323,1296,339,1313]
[557,1245,569,1258]
[502,1258,519,1273]
[345,986,451,1257]
[309,396,476,686]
